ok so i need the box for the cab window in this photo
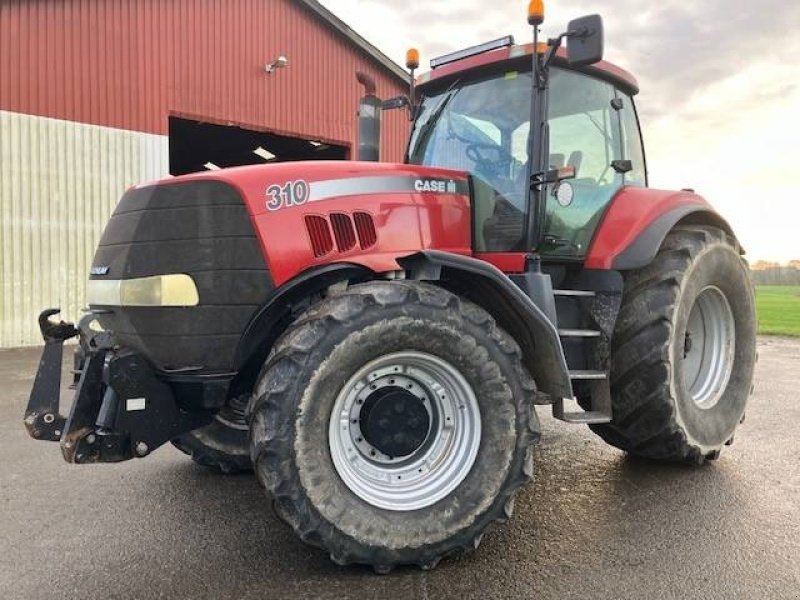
[543,69,623,257]
[619,94,647,186]
[407,71,533,252]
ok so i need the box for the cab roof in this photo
[416,42,639,96]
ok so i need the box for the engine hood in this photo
[148,160,471,211]
[142,161,474,285]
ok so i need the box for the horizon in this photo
[320,0,800,263]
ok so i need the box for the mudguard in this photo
[585,187,738,271]
[233,262,373,373]
[399,250,573,399]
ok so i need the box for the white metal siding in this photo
[0,110,168,347]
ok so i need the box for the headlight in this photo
[86,274,199,307]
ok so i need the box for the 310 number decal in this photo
[266,180,310,211]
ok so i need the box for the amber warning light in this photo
[406,48,420,70]
[528,0,544,25]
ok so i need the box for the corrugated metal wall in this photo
[0,0,409,160]
[0,111,168,346]
[0,0,411,347]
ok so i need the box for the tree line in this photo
[750,261,800,285]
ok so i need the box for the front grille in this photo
[91,180,273,372]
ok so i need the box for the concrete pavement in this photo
[1,337,798,599]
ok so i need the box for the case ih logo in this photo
[414,179,457,193]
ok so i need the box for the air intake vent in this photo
[304,215,334,257]
[330,213,357,252]
[353,212,377,249]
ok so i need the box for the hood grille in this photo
[304,215,334,257]
[305,212,376,257]
[330,213,357,252]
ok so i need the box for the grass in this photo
[755,285,800,336]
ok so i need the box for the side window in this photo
[618,95,647,186]
[543,69,622,257]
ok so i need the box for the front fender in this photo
[399,251,573,399]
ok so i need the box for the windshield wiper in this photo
[409,80,461,161]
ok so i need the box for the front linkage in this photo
[24,309,212,464]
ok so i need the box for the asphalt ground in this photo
[1,337,798,599]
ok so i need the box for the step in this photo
[568,370,607,380]
[559,328,601,338]
[556,410,612,424]
[553,289,596,297]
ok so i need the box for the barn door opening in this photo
[168,116,348,176]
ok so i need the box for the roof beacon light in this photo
[430,35,515,69]
[528,0,544,26]
[406,48,420,70]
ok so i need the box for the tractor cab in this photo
[373,10,645,261]
[409,55,646,258]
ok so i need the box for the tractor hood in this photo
[150,160,475,285]
[161,160,471,213]
[87,160,473,372]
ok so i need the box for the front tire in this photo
[591,226,756,463]
[171,395,252,473]
[249,281,539,570]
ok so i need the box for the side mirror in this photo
[566,14,604,67]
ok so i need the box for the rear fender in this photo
[399,251,573,399]
[586,188,739,271]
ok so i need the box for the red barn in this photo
[0,0,410,346]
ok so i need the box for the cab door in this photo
[541,68,645,258]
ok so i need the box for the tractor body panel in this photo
[157,161,473,286]
[584,187,737,270]
[91,179,274,374]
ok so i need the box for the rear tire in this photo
[248,281,539,570]
[591,226,756,463]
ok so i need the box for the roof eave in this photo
[296,0,410,85]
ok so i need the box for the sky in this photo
[319,0,800,263]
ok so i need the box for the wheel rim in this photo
[681,286,735,409]
[329,351,481,511]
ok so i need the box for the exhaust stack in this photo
[356,72,381,162]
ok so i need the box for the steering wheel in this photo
[465,142,515,179]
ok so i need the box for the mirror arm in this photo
[544,27,589,68]
[543,36,563,67]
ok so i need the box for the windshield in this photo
[408,71,533,251]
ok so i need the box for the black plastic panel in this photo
[91,180,273,373]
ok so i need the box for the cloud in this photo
[320,0,800,261]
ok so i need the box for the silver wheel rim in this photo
[681,286,735,409]
[329,351,481,511]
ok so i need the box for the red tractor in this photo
[25,4,756,572]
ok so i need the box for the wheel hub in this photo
[360,387,431,458]
[681,286,735,409]
[329,351,481,511]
